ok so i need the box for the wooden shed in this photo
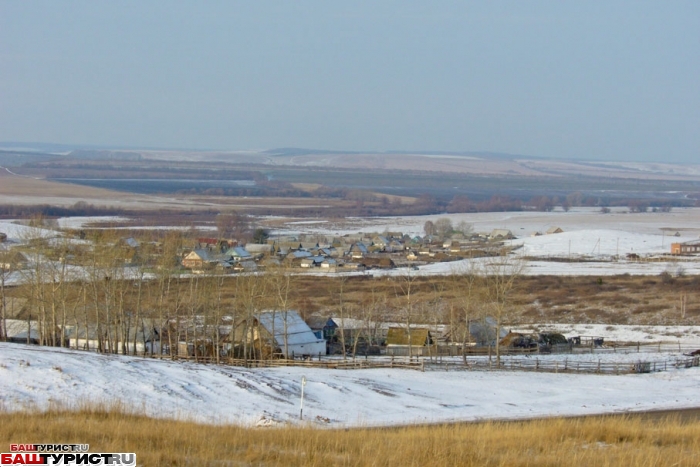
[386,327,435,356]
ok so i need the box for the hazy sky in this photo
[1,2,698,162]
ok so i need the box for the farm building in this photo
[241,311,326,359]
[671,240,700,255]
[64,322,162,354]
[3,319,41,344]
[385,326,435,357]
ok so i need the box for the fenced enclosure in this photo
[7,339,700,376]
[422,354,700,375]
[148,348,700,376]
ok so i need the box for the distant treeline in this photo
[0,203,130,219]
[0,191,694,222]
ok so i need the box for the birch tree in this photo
[483,255,525,366]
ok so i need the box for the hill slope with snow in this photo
[2,344,700,427]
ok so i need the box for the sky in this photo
[1,1,699,162]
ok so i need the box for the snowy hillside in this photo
[2,343,700,427]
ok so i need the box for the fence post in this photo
[637,342,640,353]
[597,359,601,373]
[421,360,425,372]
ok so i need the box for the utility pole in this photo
[299,375,307,420]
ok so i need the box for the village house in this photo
[320,258,338,271]
[0,250,29,270]
[490,229,515,240]
[223,246,253,262]
[299,257,316,268]
[181,249,214,269]
[305,315,337,341]
[348,242,369,259]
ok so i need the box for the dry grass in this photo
[0,171,122,198]
[1,407,699,466]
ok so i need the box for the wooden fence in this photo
[151,352,700,375]
[147,354,425,371]
[423,355,700,375]
[435,342,700,357]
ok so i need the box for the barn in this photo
[245,311,326,359]
[386,326,435,356]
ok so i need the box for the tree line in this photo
[1,227,524,365]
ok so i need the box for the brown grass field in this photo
[1,407,699,466]
[0,170,356,211]
[251,274,700,328]
[0,170,122,198]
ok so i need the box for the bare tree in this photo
[482,255,525,366]
[331,275,351,360]
[268,265,296,359]
[355,281,386,356]
[434,218,453,238]
[235,271,269,361]
[216,211,249,240]
[449,262,486,363]
[423,220,436,237]
[391,270,421,359]
[0,246,19,342]
[455,221,473,237]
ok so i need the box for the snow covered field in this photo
[270,207,700,238]
[283,208,700,277]
[2,343,700,427]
